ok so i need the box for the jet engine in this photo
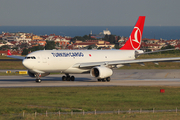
[90,66,113,79]
[28,71,50,78]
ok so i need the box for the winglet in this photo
[120,16,146,50]
[7,50,12,56]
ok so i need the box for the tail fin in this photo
[7,50,12,56]
[120,16,146,50]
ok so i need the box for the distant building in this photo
[73,40,114,49]
[103,28,111,35]
[2,33,31,43]
[90,28,111,39]
[31,35,43,41]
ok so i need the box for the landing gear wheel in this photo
[70,76,75,81]
[97,79,101,82]
[62,74,75,81]
[35,73,41,83]
[36,79,41,83]
[102,79,106,82]
[106,77,111,82]
[66,76,70,81]
[62,76,66,81]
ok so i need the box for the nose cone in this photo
[22,59,33,69]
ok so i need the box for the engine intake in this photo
[90,66,113,79]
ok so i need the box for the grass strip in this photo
[0,86,180,114]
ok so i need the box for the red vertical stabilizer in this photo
[7,50,12,56]
[120,16,146,50]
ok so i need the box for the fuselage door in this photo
[37,56,41,63]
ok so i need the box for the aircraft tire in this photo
[70,76,75,81]
[97,79,101,82]
[102,79,106,82]
[66,76,71,81]
[62,76,66,81]
[36,79,41,83]
[106,77,110,82]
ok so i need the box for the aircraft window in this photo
[25,56,36,59]
[25,57,30,59]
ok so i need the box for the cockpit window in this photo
[25,56,36,59]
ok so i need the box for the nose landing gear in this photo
[36,79,41,83]
[35,73,41,83]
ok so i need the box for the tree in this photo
[87,45,92,50]
[71,36,85,42]
[114,44,120,49]
[161,44,179,54]
[0,45,9,50]
[21,48,29,55]
[117,36,121,41]
[45,41,55,50]
[29,45,44,52]
[161,44,175,50]
[83,35,89,40]
[56,42,60,47]
[109,35,116,44]
[103,34,109,41]
[86,44,96,49]
[102,35,116,44]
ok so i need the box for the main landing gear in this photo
[35,73,42,83]
[62,74,75,81]
[97,77,111,82]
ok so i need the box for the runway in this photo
[0,69,180,87]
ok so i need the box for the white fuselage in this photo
[22,50,138,74]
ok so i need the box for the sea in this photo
[0,26,180,40]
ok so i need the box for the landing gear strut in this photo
[35,73,42,83]
[97,77,111,82]
[62,74,75,81]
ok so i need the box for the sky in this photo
[0,0,180,26]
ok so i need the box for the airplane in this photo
[7,16,180,83]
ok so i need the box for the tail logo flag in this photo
[120,16,146,50]
[130,27,141,50]
[7,50,12,56]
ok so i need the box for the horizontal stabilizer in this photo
[137,49,177,55]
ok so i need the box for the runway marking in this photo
[165,73,169,78]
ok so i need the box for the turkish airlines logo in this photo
[130,27,141,50]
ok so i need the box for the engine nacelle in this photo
[28,71,50,78]
[90,66,113,79]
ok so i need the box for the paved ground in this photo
[0,69,180,87]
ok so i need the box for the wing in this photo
[74,57,180,68]
[137,49,176,55]
[7,55,25,60]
